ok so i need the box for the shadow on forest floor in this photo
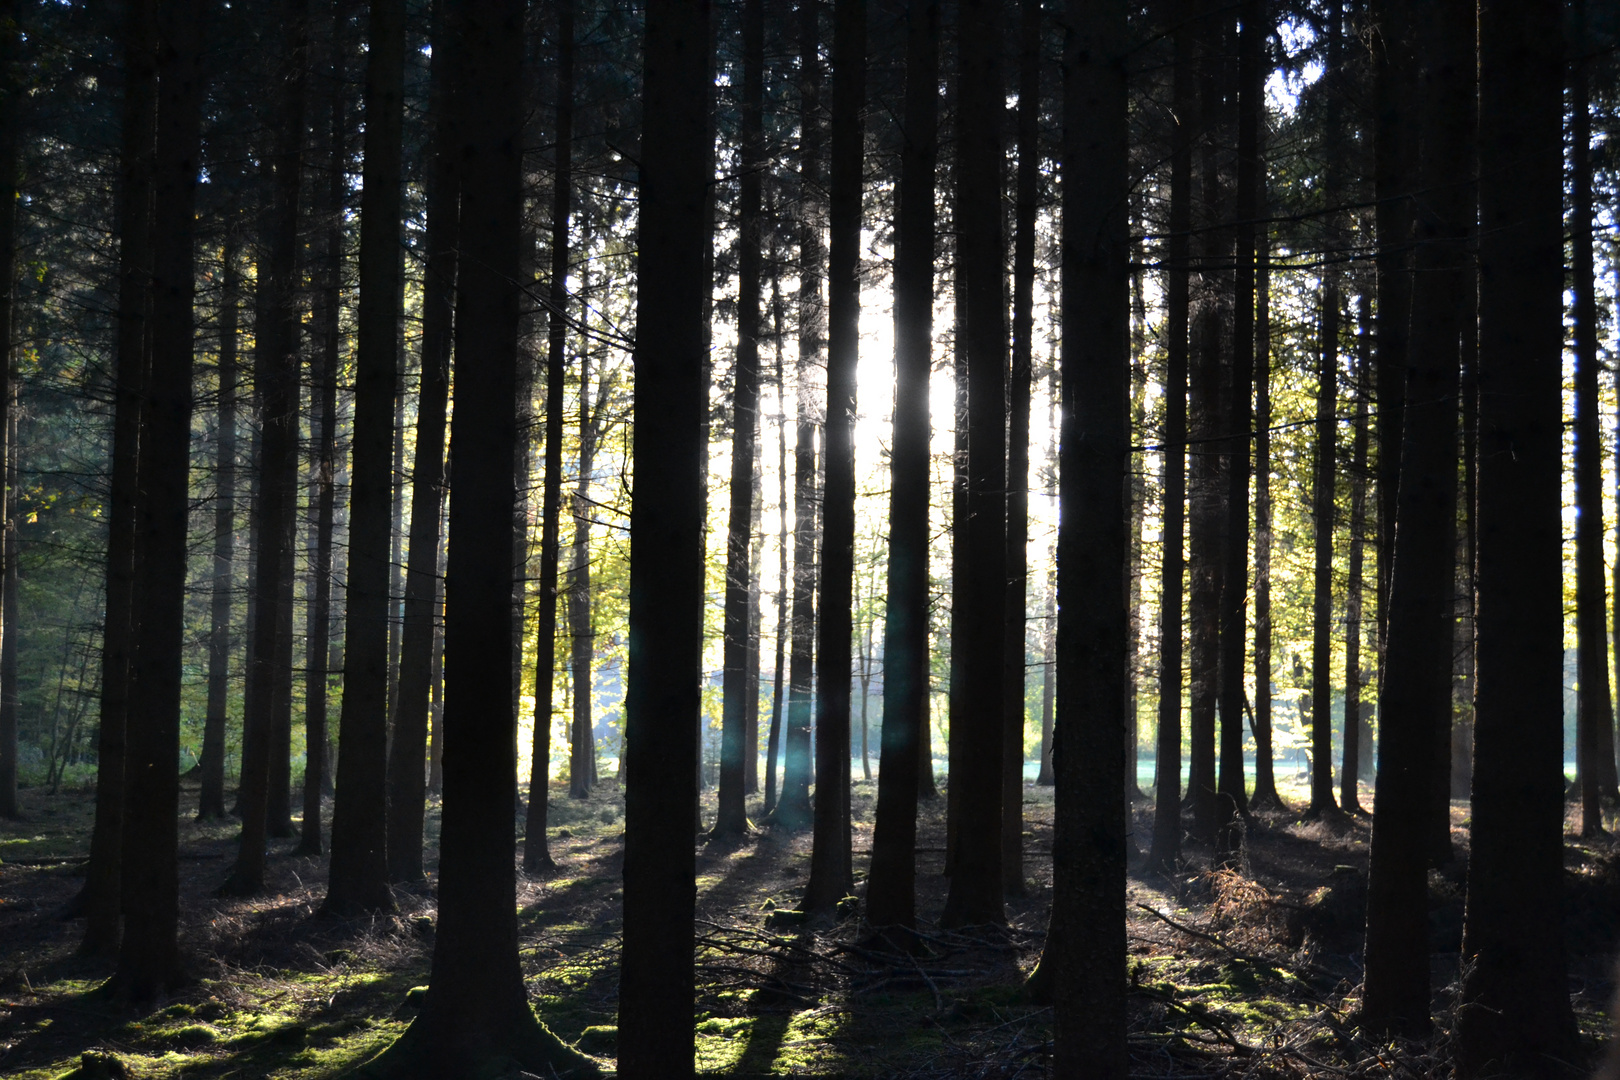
[0,773,1615,1076]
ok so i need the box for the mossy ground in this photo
[0,774,1614,1076]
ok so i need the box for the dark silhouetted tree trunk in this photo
[1571,0,1616,836]
[715,0,764,839]
[1250,233,1282,810]
[1341,294,1370,815]
[941,0,1006,929]
[764,266,787,816]
[1001,0,1038,897]
[354,5,597,1074]
[566,351,602,798]
[223,0,308,890]
[199,231,238,824]
[617,1,712,1073]
[80,0,153,954]
[776,0,822,832]
[387,0,455,881]
[804,0,863,917]
[1047,0,1129,1066]
[1455,2,1577,1073]
[324,0,404,917]
[1147,0,1193,872]
[0,0,18,824]
[1215,0,1262,859]
[1360,0,1469,1037]
[523,0,571,872]
[111,0,206,998]
[865,0,937,935]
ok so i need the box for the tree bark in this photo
[199,225,238,823]
[714,0,764,839]
[324,0,405,917]
[111,0,206,998]
[617,2,712,1073]
[865,0,937,934]
[566,348,603,798]
[804,0,863,917]
[1360,0,1469,1037]
[353,5,596,1074]
[1570,0,1617,835]
[941,0,1006,930]
[1048,0,1129,1067]
[1250,233,1283,809]
[1147,0,1193,872]
[1001,0,1039,897]
[386,0,455,882]
[775,0,822,832]
[1456,2,1577,1073]
[0,0,18,825]
[1341,292,1370,815]
[81,0,153,955]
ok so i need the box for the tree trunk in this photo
[804,0,863,917]
[1147,0,1193,871]
[111,0,206,998]
[714,0,764,838]
[775,0,822,833]
[1571,0,1617,835]
[0,0,17,825]
[386,0,455,882]
[222,0,307,890]
[1308,264,1339,818]
[1250,233,1283,809]
[764,266,788,815]
[1341,293,1370,815]
[865,0,936,931]
[324,0,405,917]
[941,0,1006,930]
[566,352,602,798]
[1000,0,1039,897]
[1216,0,1264,859]
[80,0,153,955]
[1360,0,1469,1037]
[1048,0,1130,1066]
[1456,2,1577,1073]
[355,5,596,1074]
[617,1,712,1073]
[199,228,238,823]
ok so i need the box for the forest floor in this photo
[0,771,1616,1078]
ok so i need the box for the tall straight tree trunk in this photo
[0,0,18,824]
[745,476,763,795]
[804,0,863,917]
[764,265,787,815]
[1250,233,1282,809]
[324,0,405,916]
[776,0,823,832]
[79,0,153,951]
[941,0,1006,929]
[1308,286,1339,817]
[1216,0,1263,858]
[199,230,238,822]
[1571,0,1617,835]
[1000,0,1039,898]
[523,0,572,872]
[1360,0,1469,1037]
[1456,3,1577,1073]
[222,0,307,892]
[387,0,456,881]
[566,356,602,797]
[1048,0,1129,1066]
[1036,560,1054,786]
[1147,0,1193,872]
[1372,0,1413,675]
[1307,3,1344,822]
[617,2,712,1073]
[1341,292,1370,815]
[111,0,206,998]
[715,0,764,839]
[866,0,938,935]
[300,12,346,847]
[356,4,597,1073]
